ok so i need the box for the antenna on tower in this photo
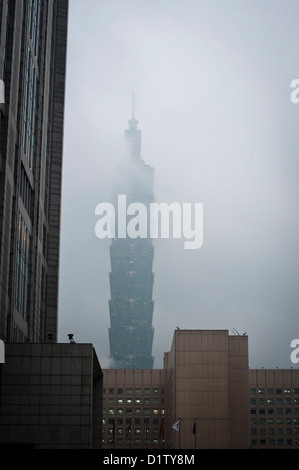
[131,92,135,119]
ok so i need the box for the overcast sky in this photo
[58,0,299,370]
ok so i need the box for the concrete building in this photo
[102,368,165,449]
[103,329,250,449]
[164,329,250,449]
[0,343,102,449]
[0,0,68,343]
[249,368,299,448]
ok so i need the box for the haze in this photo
[58,0,299,369]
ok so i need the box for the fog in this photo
[58,0,299,369]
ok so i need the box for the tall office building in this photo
[108,106,155,369]
[0,0,68,343]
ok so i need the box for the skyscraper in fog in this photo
[0,0,68,343]
[108,106,155,369]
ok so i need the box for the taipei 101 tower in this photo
[108,98,155,369]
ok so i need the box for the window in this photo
[285,388,291,394]
[276,388,282,395]
[117,388,123,395]
[267,388,273,395]
[259,398,265,405]
[250,388,256,395]
[258,388,265,395]
[250,398,256,405]
[15,213,31,319]
[276,398,282,405]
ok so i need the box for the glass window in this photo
[259,409,265,415]
[144,388,150,394]
[285,388,291,394]
[109,388,114,395]
[117,388,123,395]
[250,398,256,405]
[258,388,265,395]
[259,398,265,405]
[268,418,274,425]
[153,388,159,395]
[269,439,275,446]
[267,388,273,395]
[250,388,256,395]
[135,388,141,395]
[259,418,265,425]
[267,398,274,405]
[276,398,282,405]
[276,388,282,395]
[126,388,132,395]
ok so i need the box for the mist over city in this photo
[58,0,299,370]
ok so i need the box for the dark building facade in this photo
[0,343,103,449]
[0,0,68,344]
[108,109,155,369]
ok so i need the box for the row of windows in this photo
[104,438,162,447]
[251,418,299,425]
[104,398,163,405]
[103,427,162,436]
[251,438,299,446]
[250,398,299,405]
[19,165,33,217]
[104,387,164,395]
[250,408,299,416]
[22,46,37,169]
[104,418,162,426]
[27,0,41,57]
[15,213,31,319]
[104,408,164,416]
[250,388,299,395]
[251,428,299,435]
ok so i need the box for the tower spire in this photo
[131,92,135,120]
[125,94,141,158]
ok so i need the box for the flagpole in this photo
[179,416,181,449]
[194,416,196,449]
